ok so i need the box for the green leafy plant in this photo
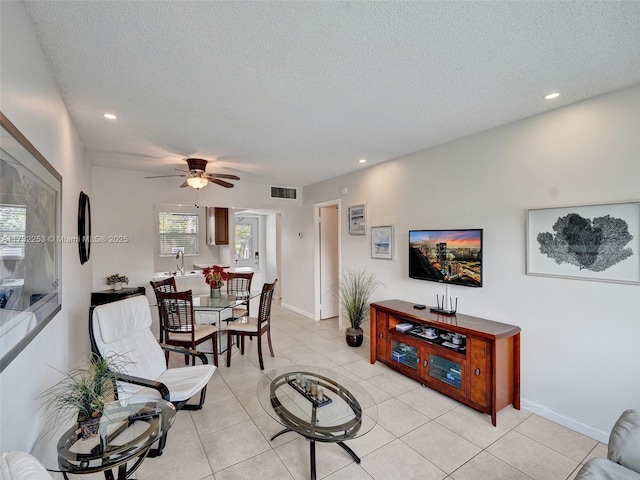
[105,273,129,286]
[334,267,382,331]
[39,353,128,422]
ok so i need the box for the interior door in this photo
[319,205,339,319]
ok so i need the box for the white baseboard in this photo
[280,302,314,319]
[521,397,609,443]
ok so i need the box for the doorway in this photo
[314,201,340,320]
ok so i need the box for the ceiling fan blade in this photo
[145,174,186,179]
[210,178,235,188]
[208,173,240,180]
[179,181,189,188]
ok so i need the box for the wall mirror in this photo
[0,112,62,372]
[78,191,91,264]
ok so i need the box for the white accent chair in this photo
[576,409,640,479]
[0,451,52,480]
[89,295,216,455]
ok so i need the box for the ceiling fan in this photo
[145,158,240,189]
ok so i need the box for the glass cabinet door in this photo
[390,339,419,370]
[428,353,463,390]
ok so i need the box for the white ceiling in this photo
[23,1,640,188]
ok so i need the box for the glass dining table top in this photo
[191,290,261,310]
[257,365,378,443]
[31,399,176,476]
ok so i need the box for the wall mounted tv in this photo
[409,229,483,287]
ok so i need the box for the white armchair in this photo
[0,451,52,480]
[89,295,216,455]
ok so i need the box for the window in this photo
[159,212,199,256]
[0,204,26,259]
[235,216,259,267]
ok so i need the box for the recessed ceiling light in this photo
[359,159,367,164]
[543,92,560,100]
[103,113,117,120]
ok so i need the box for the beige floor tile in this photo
[273,435,354,479]
[435,405,510,448]
[366,371,421,397]
[584,442,607,462]
[324,462,375,480]
[515,414,598,462]
[190,396,251,436]
[213,450,294,480]
[495,405,532,429]
[357,379,392,404]
[200,419,272,472]
[342,359,391,380]
[449,451,532,480]
[136,437,212,480]
[402,421,481,474]
[339,423,396,458]
[361,439,446,480]
[237,391,267,418]
[252,413,299,448]
[396,384,459,419]
[487,430,578,480]
[375,398,430,437]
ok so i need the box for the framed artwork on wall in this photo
[0,112,62,372]
[526,200,640,284]
[348,204,366,236]
[371,225,393,259]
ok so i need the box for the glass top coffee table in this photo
[32,399,176,480]
[257,365,377,480]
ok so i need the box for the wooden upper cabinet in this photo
[206,207,229,245]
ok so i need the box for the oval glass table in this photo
[31,399,176,480]
[257,365,377,480]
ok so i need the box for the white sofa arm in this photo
[0,451,52,479]
[609,409,640,473]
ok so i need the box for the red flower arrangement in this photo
[202,265,228,289]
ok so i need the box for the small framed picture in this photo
[371,225,393,259]
[348,204,366,236]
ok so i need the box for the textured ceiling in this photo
[22,1,640,187]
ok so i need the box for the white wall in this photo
[281,85,640,442]
[0,2,93,453]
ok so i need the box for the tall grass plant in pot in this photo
[39,353,127,439]
[334,268,381,347]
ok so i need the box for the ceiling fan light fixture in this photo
[186,174,208,189]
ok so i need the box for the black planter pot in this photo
[345,327,364,347]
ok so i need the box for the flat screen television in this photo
[409,229,483,287]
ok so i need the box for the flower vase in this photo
[113,282,123,291]
[210,287,221,298]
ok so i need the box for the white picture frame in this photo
[526,201,640,284]
[348,204,366,236]
[371,225,393,259]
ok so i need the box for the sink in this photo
[153,271,202,279]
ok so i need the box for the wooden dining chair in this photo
[226,271,254,319]
[157,290,219,367]
[150,277,177,343]
[226,280,277,370]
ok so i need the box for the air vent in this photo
[270,186,298,200]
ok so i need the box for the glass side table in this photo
[257,365,377,480]
[32,399,176,480]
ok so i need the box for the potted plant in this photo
[105,273,129,291]
[39,353,127,439]
[202,265,228,298]
[334,267,382,347]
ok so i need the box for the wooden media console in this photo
[370,299,520,426]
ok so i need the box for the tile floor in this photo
[105,302,606,479]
